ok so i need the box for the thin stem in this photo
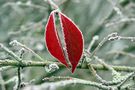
[89,64,135,86]
[88,64,108,83]
[90,32,118,58]
[117,72,135,89]
[87,35,99,53]
[0,43,22,64]
[90,34,135,58]
[89,64,110,85]
[90,37,108,58]
[94,56,117,72]
[89,33,135,58]
[16,67,21,90]
[10,40,44,61]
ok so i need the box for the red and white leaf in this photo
[45,11,68,67]
[45,10,84,73]
[59,12,84,73]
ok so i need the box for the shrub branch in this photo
[0,60,135,72]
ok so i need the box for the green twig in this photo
[0,60,134,72]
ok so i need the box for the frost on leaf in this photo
[45,11,84,73]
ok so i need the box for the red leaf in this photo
[45,11,68,67]
[45,11,84,73]
[59,12,83,73]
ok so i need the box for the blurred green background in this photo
[0,0,135,90]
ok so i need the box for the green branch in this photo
[0,60,135,72]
